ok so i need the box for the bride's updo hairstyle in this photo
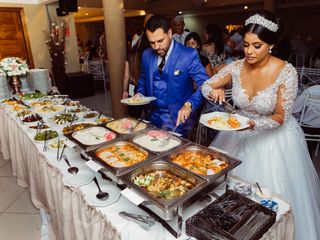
[244,10,282,45]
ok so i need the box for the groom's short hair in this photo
[145,15,170,33]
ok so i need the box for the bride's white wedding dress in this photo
[202,59,320,240]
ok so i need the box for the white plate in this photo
[85,182,121,207]
[63,170,94,187]
[120,96,156,106]
[199,111,250,131]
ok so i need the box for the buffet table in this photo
[0,99,294,240]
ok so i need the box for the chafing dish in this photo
[126,128,190,154]
[64,125,119,152]
[105,117,149,135]
[87,141,156,176]
[120,159,207,220]
[166,144,241,183]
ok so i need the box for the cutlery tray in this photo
[186,190,276,240]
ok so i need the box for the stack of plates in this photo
[20,75,32,93]
[29,69,51,94]
[0,74,11,99]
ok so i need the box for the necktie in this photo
[158,56,166,74]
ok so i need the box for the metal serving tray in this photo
[87,140,157,176]
[165,144,242,183]
[126,128,190,155]
[105,117,150,135]
[64,125,120,152]
[120,159,208,220]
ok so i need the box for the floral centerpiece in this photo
[0,57,29,76]
[0,57,29,94]
[43,19,70,94]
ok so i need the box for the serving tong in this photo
[119,211,155,230]
[224,101,237,114]
[159,123,181,147]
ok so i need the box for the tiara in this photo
[245,14,278,32]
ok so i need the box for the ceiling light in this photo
[244,5,248,10]
[78,6,81,9]
[85,13,88,16]
[178,11,183,14]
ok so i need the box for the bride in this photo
[201,10,320,240]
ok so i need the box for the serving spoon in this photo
[62,155,79,175]
[93,177,109,200]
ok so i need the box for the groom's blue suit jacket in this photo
[136,40,208,136]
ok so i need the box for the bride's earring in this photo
[269,48,272,54]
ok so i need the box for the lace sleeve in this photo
[253,65,298,131]
[201,61,235,99]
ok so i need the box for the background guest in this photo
[172,15,190,45]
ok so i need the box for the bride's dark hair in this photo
[244,10,282,45]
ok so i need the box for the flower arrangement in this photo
[0,57,29,76]
[43,18,70,93]
[44,20,69,64]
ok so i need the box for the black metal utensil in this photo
[93,177,109,200]
[63,155,79,175]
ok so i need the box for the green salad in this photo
[34,130,58,141]
[20,92,45,100]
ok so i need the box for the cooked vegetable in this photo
[53,113,79,125]
[132,170,195,200]
[62,122,96,134]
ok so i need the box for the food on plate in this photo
[29,124,50,130]
[36,105,64,114]
[72,126,116,145]
[20,92,45,100]
[170,151,228,176]
[48,139,75,153]
[62,122,96,134]
[61,99,79,107]
[132,170,195,200]
[16,109,32,117]
[2,98,20,106]
[68,106,88,113]
[96,143,148,168]
[29,100,55,108]
[207,115,241,129]
[22,114,42,123]
[11,105,26,112]
[84,112,98,119]
[34,130,58,141]
[95,117,113,124]
[106,118,146,134]
[127,97,146,103]
[133,130,181,152]
[53,113,79,125]
[227,116,241,128]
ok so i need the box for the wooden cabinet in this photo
[0,7,34,67]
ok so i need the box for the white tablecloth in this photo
[0,104,294,240]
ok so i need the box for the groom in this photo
[135,15,208,137]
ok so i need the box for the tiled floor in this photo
[0,153,41,240]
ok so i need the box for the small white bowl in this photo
[83,111,99,121]
[47,138,77,154]
[33,130,59,144]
